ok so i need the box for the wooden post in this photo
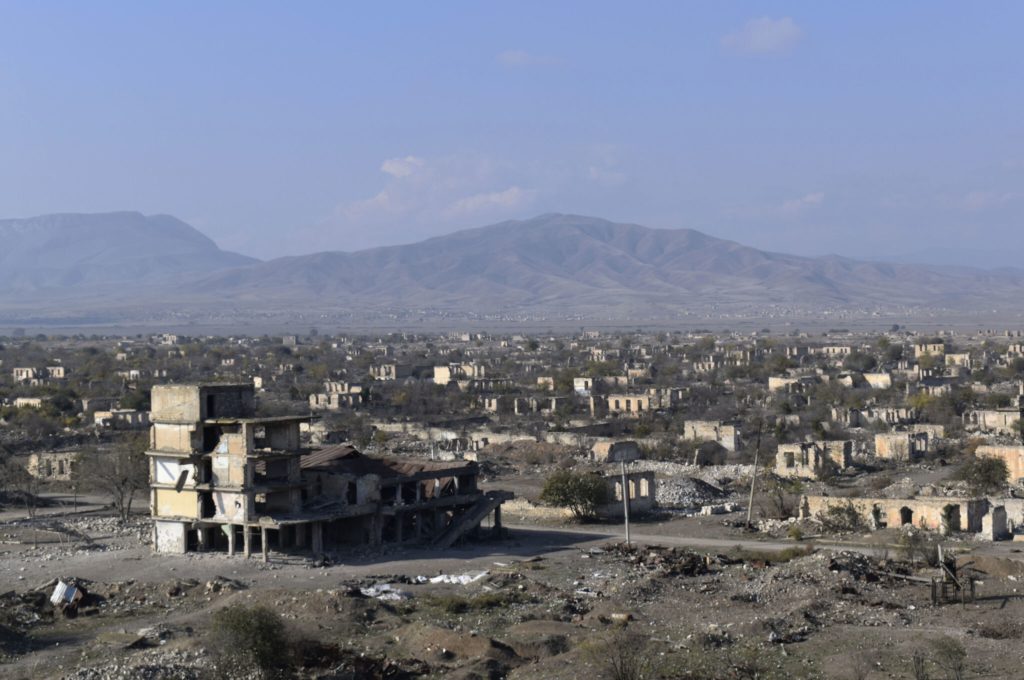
[621,461,631,547]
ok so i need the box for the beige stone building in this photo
[590,393,651,418]
[801,494,991,536]
[914,342,946,359]
[776,441,851,479]
[370,363,412,381]
[682,420,739,452]
[94,409,150,430]
[874,431,930,461]
[27,451,80,480]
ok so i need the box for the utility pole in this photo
[621,460,631,546]
[745,421,763,530]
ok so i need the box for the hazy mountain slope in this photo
[193,213,1024,312]
[0,212,256,291]
[3,212,1023,322]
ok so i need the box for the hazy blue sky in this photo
[1,2,1022,264]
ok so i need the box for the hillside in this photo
[192,214,1024,315]
[3,212,1023,324]
[0,212,256,291]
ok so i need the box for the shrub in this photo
[817,501,867,534]
[582,631,654,680]
[930,636,967,680]
[209,604,292,678]
[898,530,940,567]
[954,455,1008,495]
[540,470,610,520]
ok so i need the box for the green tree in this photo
[843,352,877,373]
[540,470,610,520]
[955,455,1008,495]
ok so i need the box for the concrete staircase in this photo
[432,490,513,549]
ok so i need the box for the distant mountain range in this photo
[2,212,1023,325]
[0,212,255,291]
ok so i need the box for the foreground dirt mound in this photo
[392,621,521,668]
[503,620,578,658]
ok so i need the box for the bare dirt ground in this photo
[6,504,1024,679]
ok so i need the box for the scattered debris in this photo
[50,580,86,615]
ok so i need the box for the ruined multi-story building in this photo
[147,383,510,558]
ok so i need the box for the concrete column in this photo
[243,525,251,558]
[311,521,323,553]
[371,514,383,547]
[296,523,306,547]
[260,526,268,563]
[227,524,235,556]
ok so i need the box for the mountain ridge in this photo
[187,213,1024,314]
[2,212,1022,322]
[0,211,257,292]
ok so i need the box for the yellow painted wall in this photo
[155,489,199,518]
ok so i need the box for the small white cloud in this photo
[780,192,825,214]
[722,17,802,55]
[445,186,532,217]
[961,190,1019,211]
[380,156,424,178]
[588,165,627,186]
[345,190,398,219]
[497,50,559,67]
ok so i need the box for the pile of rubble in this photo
[2,516,152,558]
[655,476,730,509]
[61,649,206,680]
[603,543,713,577]
[0,588,53,639]
[626,461,754,484]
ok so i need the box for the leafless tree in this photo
[0,457,43,518]
[80,434,149,521]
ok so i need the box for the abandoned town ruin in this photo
[6,327,1024,678]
